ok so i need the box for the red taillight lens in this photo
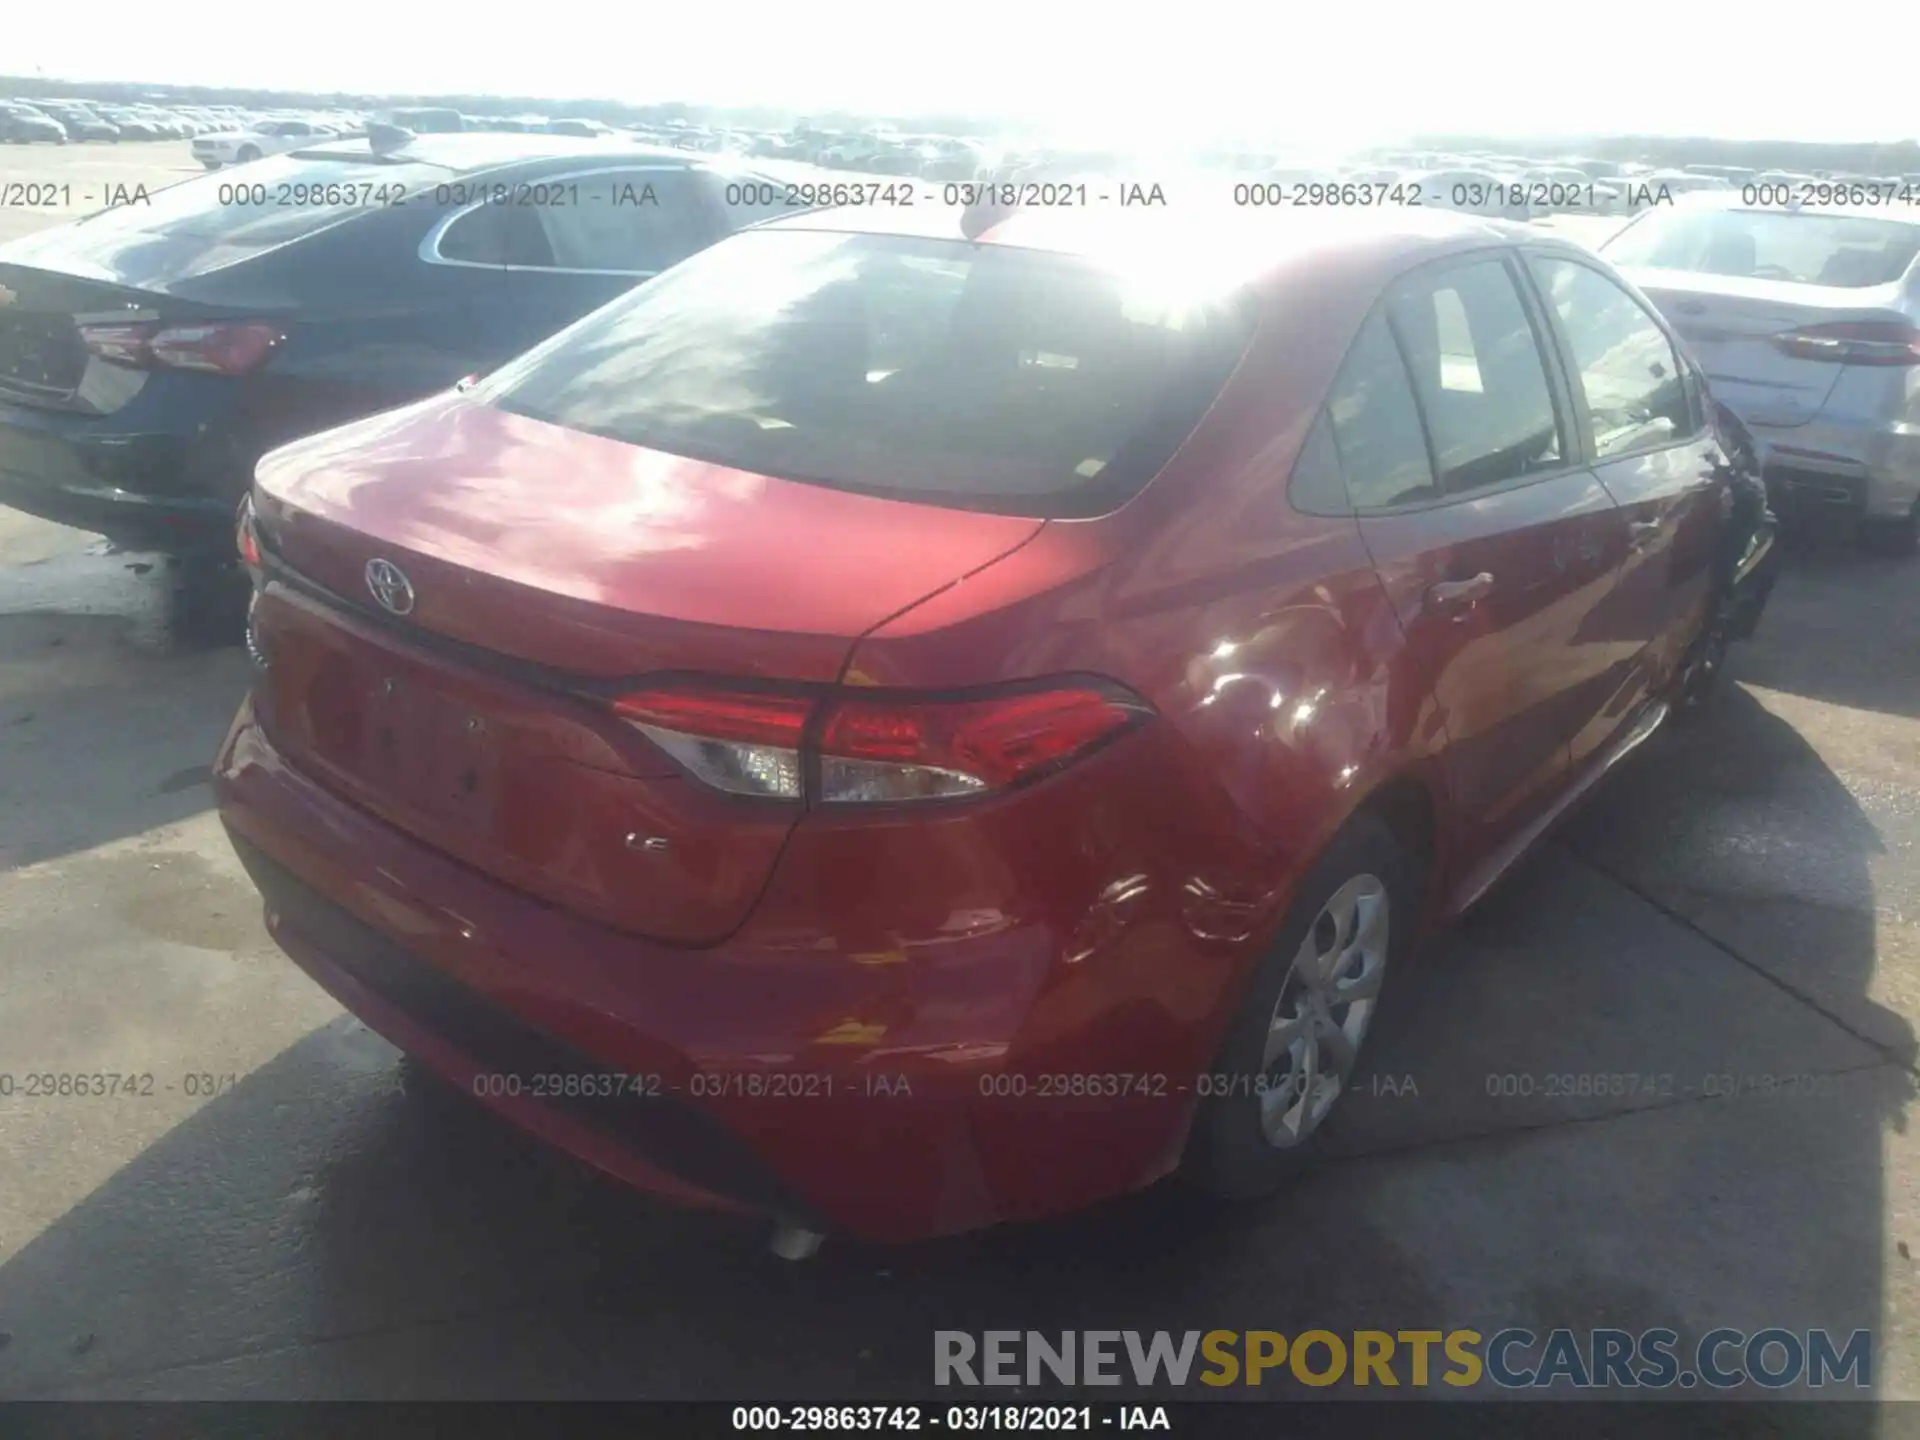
[235,493,262,570]
[611,680,1149,805]
[819,687,1146,801]
[79,319,282,375]
[1773,320,1920,366]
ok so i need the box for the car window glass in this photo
[1388,259,1562,494]
[1287,411,1350,515]
[1528,256,1692,458]
[525,171,718,274]
[1603,208,1920,288]
[1324,312,1438,509]
[479,228,1255,519]
[51,153,448,277]
[436,201,554,266]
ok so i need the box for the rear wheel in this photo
[1183,812,1421,1199]
[237,144,261,163]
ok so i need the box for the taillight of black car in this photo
[79,319,283,376]
[611,679,1154,806]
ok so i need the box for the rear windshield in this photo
[479,228,1256,519]
[1605,207,1920,288]
[67,151,445,251]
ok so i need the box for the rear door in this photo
[1342,254,1627,870]
[1525,250,1723,762]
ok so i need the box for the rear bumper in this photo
[214,698,1250,1241]
[1751,417,1920,524]
[226,826,823,1226]
[0,389,243,550]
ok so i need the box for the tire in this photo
[200,160,221,170]
[1858,509,1918,558]
[237,145,261,163]
[1183,811,1423,1199]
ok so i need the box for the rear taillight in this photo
[235,492,263,572]
[613,688,812,800]
[78,319,283,375]
[612,680,1151,805]
[1772,320,1920,366]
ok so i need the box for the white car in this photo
[191,118,331,170]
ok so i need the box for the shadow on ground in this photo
[0,546,248,870]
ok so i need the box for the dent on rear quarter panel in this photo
[771,284,1449,1222]
[841,263,1442,885]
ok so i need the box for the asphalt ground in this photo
[0,140,1915,1409]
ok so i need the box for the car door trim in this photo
[417,162,695,276]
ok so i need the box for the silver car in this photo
[1604,193,1920,553]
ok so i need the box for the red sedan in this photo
[214,197,1773,1243]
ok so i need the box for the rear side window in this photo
[1387,259,1564,495]
[478,228,1256,519]
[1529,256,1692,459]
[435,202,553,266]
[525,170,720,274]
[1286,412,1350,515]
[431,171,720,273]
[1322,312,1437,510]
[1604,208,1920,288]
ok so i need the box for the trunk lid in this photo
[249,392,1044,943]
[0,261,222,413]
[1624,267,1905,427]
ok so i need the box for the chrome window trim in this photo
[417,162,694,276]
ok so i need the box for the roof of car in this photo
[1643,190,1920,227]
[302,132,710,173]
[760,195,1543,297]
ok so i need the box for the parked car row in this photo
[0,95,370,145]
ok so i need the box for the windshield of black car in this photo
[1605,207,1920,288]
[67,151,448,248]
[478,228,1256,519]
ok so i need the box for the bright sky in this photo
[8,0,1913,147]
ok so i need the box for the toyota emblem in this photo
[365,558,415,616]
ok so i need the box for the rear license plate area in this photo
[364,674,501,830]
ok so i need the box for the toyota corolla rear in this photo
[214,216,1266,1240]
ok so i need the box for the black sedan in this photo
[0,133,802,555]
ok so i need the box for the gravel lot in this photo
[0,141,1915,1409]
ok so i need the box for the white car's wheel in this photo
[237,144,261,163]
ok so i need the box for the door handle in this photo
[1627,518,1666,549]
[1426,572,1495,617]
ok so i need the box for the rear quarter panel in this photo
[812,262,1455,1212]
